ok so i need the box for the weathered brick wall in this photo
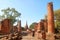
[34,23,38,31]
[43,20,48,32]
[0,22,2,31]
[13,26,18,32]
[0,19,11,34]
[41,20,48,32]
[37,22,42,31]
[17,20,21,32]
[37,20,45,31]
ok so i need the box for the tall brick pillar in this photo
[17,20,21,32]
[47,2,55,40]
[47,2,54,33]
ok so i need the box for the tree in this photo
[0,7,21,25]
[29,22,37,29]
[54,9,60,30]
[44,15,47,20]
[21,27,25,31]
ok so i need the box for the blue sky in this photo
[0,0,60,27]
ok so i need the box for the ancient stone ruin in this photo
[34,2,55,40]
[17,20,22,33]
[47,2,55,34]
[0,19,11,34]
[0,2,59,40]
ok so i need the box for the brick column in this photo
[37,20,46,39]
[47,2,54,33]
[37,20,45,31]
[41,20,46,40]
[17,20,21,32]
[43,20,48,32]
[47,2,55,40]
[37,21,42,31]
[34,23,38,31]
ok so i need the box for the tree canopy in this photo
[54,9,60,30]
[0,7,21,25]
[29,22,37,29]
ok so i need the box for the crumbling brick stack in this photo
[0,19,11,34]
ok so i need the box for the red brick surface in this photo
[47,2,54,33]
[0,19,11,34]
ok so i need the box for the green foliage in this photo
[44,15,47,20]
[29,22,37,29]
[21,27,25,31]
[54,9,60,30]
[0,7,21,25]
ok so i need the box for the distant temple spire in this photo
[25,21,28,30]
